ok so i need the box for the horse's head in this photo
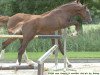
[74,0,92,23]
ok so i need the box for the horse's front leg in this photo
[75,21,83,35]
[72,21,83,36]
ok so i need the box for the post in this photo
[63,28,67,68]
[38,63,44,75]
[0,49,5,60]
[55,31,58,66]
[38,45,58,75]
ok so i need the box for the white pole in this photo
[55,31,59,66]
[38,45,58,64]
[63,28,67,68]
[38,45,58,75]
[0,49,5,60]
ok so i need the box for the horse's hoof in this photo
[68,64,72,68]
[18,59,21,65]
[26,59,38,67]
[15,66,18,72]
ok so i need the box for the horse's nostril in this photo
[82,18,92,24]
[90,18,92,22]
[88,18,92,24]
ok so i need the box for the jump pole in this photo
[63,28,67,68]
[0,64,37,70]
[0,35,62,39]
[54,31,59,67]
[38,45,58,75]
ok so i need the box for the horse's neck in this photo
[59,3,80,16]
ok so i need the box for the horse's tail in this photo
[8,22,23,34]
[0,16,10,27]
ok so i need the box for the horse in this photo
[0,14,64,59]
[0,14,82,60]
[16,0,92,66]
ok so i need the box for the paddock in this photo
[0,29,100,75]
[0,29,68,75]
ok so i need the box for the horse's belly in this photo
[37,29,54,35]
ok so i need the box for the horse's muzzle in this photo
[83,18,92,24]
[88,18,92,24]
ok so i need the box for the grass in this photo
[3,52,100,61]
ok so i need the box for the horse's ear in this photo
[83,4,87,9]
[75,0,80,3]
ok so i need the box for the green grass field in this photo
[3,52,100,61]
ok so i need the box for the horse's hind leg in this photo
[0,38,16,60]
[19,39,29,61]
[16,39,36,66]
[18,33,36,65]
[2,38,16,49]
[18,24,36,65]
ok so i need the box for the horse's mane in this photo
[41,11,51,16]
[46,1,80,15]
[57,1,81,9]
[41,1,82,16]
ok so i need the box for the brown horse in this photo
[0,13,64,55]
[17,0,92,65]
[0,13,83,67]
[1,14,82,55]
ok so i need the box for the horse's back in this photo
[7,13,31,29]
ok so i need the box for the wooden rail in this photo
[0,35,62,39]
[0,64,37,70]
